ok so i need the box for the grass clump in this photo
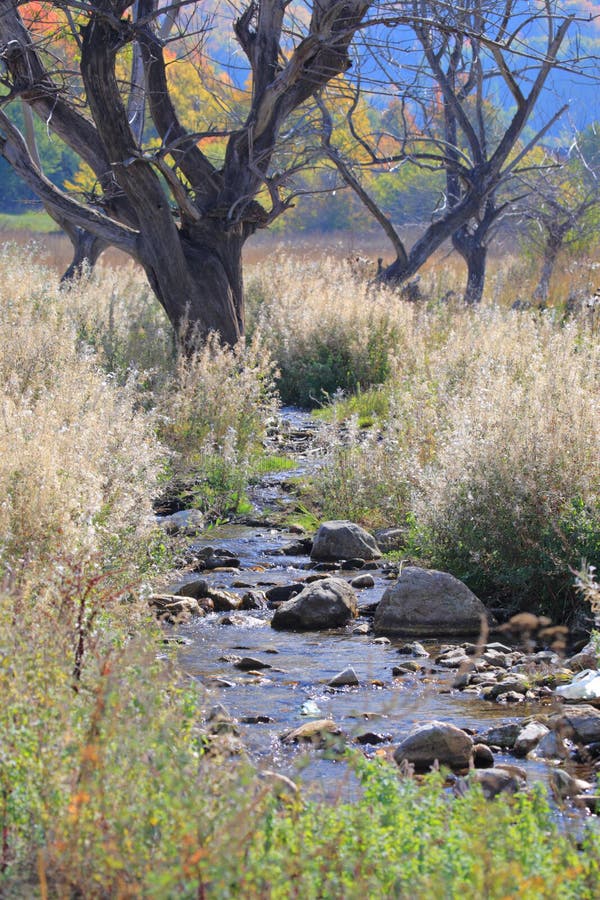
[240,761,600,899]
[0,247,163,582]
[0,245,283,525]
[246,256,401,406]
[156,332,279,518]
[66,263,176,381]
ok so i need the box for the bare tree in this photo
[320,0,577,302]
[19,100,108,281]
[516,134,600,304]
[0,0,370,345]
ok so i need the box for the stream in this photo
[160,409,591,797]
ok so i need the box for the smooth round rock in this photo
[271,577,358,631]
[550,769,593,800]
[478,722,521,749]
[472,743,495,768]
[393,720,473,771]
[531,730,570,760]
[311,521,381,561]
[172,577,209,599]
[233,657,272,671]
[355,732,393,745]
[328,666,359,687]
[206,587,242,611]
[265,584,304,604]
[351,574,376,589]
[280,719,342,745]
[466,768,524,799]
[373,527,406,553]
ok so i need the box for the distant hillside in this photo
[197,1,600,132]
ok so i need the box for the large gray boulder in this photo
[478,722,521,749]
[374,566,488,636]
[565,642,598,672]
[373,527,406,553]
[513,721,549,758]
[394,721,473,771]
[271,577,358,630]
[311,521,381,561]
[550,705,600,745]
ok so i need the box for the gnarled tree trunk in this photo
[451,196,501,305]
[141,224,246,346]
[458,239,487,306]
[452,225,489,306]
[533,227,568,304]
[59,223,108,283]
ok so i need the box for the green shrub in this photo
[246,256,402,406]
[313,307,600,615]
[275,319,396,407]
[156,332,279,517]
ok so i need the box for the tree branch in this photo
[317,94,408,266]
[488,16,573,178]
[136,0,220,201]
[0,109,138,254]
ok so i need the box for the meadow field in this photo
[0,231,599,896]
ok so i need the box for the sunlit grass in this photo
[0,209,61,232]
[0,242,599,896]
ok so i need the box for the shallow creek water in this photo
[169,524,560,793]
[163,410,592,799]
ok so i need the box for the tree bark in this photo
[142,224,246,347]
[453,231,488,305]
[533,234,563,304]
[60,228,108,283]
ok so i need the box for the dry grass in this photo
[246,254,405,404]
[156,332,279,516]
[4,221,600,296]
[306,295,600,613]
[0,245,163,582]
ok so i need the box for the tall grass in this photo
[156,332,279,516]
[246,249,600,405]
[2,242,600,895]
[0,243,281,534]
[247,255,403,405]
[319,309,598,614]
[0,246,164,583]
